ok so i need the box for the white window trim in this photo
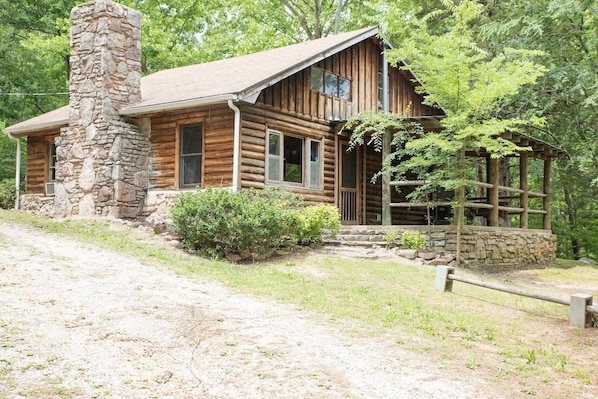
[307,138,322,189]
[267,129,282,184]
[266,129,322,190]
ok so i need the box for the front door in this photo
[338,141,360,224]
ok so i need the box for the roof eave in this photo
[4,119,69,136]
[120,93,239,117]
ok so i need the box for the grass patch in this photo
[18,379,82,398]
[1,210,597,397]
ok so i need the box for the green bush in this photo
[0,178,16,210]
[296,203,341,244]
[383,231,399,246]
[400,230,427,251]
[171,188,303,258]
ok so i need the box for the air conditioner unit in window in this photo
[45,182,55,196]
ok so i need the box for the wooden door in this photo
[339,141,360,224]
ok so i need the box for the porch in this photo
[335,123,565,230]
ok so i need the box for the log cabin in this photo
[4,0,565,269]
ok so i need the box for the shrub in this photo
[383,231,399,246]
[400,230,427,251]
[0,178,16,210]
[170,188,301,258]
[296,203,341,244]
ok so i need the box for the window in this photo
[48,143,57,182]
[324,73,338,96]
[267,130,321,189]
[308,140,321,189]
[311,67,351,100]
[179,124,203,187]
[311,68,324,93]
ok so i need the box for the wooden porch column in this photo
[519,153,529,229]
[543,157,551,230]
[382,129,392,225]
[381,47,392,226]
[488,157,500,227]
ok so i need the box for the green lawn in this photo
[1,210,596,398]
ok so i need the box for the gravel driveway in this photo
[0,222,498,398]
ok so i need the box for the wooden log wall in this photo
[257,37,438,122]
[239,103,335,204]
[391,69,435,117]
[25,129,60,194]
[149,105,235,189]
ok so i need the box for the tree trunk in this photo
[563,183,580,259]
[499,157,511,227]
[474,158,485,226]
[455,148,466,265]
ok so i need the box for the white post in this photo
[228,99,241,192]
[435,266,455,292]
[6,132,21,209]
[570,294,593,328]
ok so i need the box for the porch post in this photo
[489,157,500,227]
[381,46,392,226]
[519,152,529,228]
[382,130,392,225]
[543,157,551,230]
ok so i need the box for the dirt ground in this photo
[0,222,586,398]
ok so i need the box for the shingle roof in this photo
[5,27,378,135]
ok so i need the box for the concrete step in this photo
[325,228,391,244]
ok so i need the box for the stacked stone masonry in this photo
[54,0,148,218]
[334,226,556,272]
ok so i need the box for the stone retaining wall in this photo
[336,225,557,272]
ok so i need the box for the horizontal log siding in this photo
[25,129,60,194]
[239,104,335,204]
[148,105,235,189]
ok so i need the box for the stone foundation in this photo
[20,195,56,217]
[142,190,181,225]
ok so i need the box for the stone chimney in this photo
[54,0,149,218]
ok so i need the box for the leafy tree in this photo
[0,121,26,187]
[354,0,547,262]
[477,0,598,259]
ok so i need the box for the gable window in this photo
[311,67,351,100]
[267,129,321,189]
[179,123,203,187]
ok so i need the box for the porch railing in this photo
[340,189,358,224]
[388,179,550,228]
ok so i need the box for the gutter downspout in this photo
[227,99,241,192]
[5,132,21,210]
